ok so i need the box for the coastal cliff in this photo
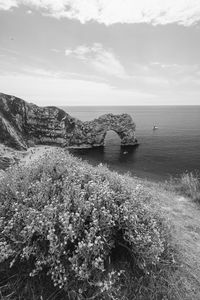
[0,93,138,150]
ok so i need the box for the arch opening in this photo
[103,130,121,162]
[104,130,121,146]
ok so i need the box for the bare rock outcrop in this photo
[0,93,138,150]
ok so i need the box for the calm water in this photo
[64,106,200,181]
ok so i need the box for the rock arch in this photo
[70,113,138,147]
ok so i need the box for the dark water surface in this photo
[64,106,200,181]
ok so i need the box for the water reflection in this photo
[104,130,121,162]
[69,143,139,167]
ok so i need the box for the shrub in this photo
[0,148,175,299]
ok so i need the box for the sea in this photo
[0,106,199,181]
[64,106,200,182]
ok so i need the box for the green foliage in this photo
[0,149,175,299]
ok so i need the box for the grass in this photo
[0,147,200,299]
[133,175,200,300]
[167,172,200,203]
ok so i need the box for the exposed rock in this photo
[0,144,26,170]
[0,93,138,150]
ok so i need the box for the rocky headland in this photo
[0,92,138,150]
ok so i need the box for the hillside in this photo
[132,177,200,299]
[0,146,200,299]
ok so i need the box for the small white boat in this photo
[123,151,128,155]
[153,125,158,130]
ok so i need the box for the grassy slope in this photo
[0,146,200,299]
[131,178,200,299]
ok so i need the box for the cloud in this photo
[0,0,17,10]
[65,45,91,60]
[65,43,126,78]
[150,62,200,77]
[0,72,155,106]
[1,0,200,26]
[22,67,61,77]
[51,48,61,53]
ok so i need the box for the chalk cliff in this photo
[0,93,138,150]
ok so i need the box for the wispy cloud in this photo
[1,0,200,26]
[22,67,61,78]
[0,0,17,10]
[65,43,127,78]
[65,45,92,60]
[0,72,155,106]
[51,48,61,53]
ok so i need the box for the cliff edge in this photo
[0,93,137,150]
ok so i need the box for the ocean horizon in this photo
[63,105,200,181]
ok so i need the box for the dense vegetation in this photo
[0,149,176,299]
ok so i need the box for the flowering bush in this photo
[0,149,174,299]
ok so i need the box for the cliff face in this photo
[0,93,138,150]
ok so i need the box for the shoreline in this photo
[0,144,172,184]
[0,144,195,185]
[0,144,161,184]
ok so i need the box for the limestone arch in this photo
[75,113,138,148]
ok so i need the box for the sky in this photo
[1,0,200,106]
